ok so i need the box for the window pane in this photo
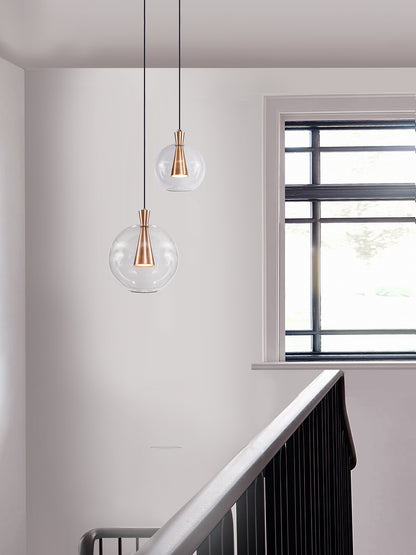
[321,200,415,218]
[285,153,311,184]
[321,151,415,184]
[285,224,311,330]
[285,130,311,148]
[320,128,415,147]
[286,335,312,352]
[321,222,416,330]
[322,334,415,352]
[285,201,311,219]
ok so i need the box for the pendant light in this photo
[155,0,205,191]
[109,0,178,293]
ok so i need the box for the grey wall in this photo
[25,68,416,555]
[344,369,416,554]
[0,57,26,555]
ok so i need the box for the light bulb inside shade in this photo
[156,144,205,191]
[109,224,178,293]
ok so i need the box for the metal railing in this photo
[79,527,158,554]
[79,369,356,555]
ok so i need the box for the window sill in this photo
[252,361,416,371]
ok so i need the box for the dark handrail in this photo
[138,369,355,555]
[79,527,158,555]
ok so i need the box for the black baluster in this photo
[296,428,304,555]
[265,458,277,555]
[316,404,323,555]
[312,410,318,555]
[210,520,222,554]
[255,474,266,554]
[236,490,248,555]
[197,535,210,555]
[246,482,256,553]
[304,415,313,555]
[286,436,297,554]
[328,388,335,555]
[221,511,234,555]
[323,396,329,555]
[275,453,283,555]
[336,388,342,555]
[280,444,289,555]
[347,465,353,555]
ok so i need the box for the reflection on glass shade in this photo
[156,144,205,191]
[109,224,178,293]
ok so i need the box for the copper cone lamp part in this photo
[134,209,155,267]
[171,130,188,177]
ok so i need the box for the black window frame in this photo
[285,120,416,362]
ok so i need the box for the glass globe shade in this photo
[155,144,206,191]
[109,224,178,293]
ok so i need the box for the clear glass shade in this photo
[155,144,206,191]
[109,224,178,293]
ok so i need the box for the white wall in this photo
[25,68,416,555]
[0,57,26,555]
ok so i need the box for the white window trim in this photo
[253,94,416,371]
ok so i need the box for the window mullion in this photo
[311,128,322,353]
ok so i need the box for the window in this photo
[285,120,416,361]
[258,95,416,367]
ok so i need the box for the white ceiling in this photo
[1,0,416,69]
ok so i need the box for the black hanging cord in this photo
[178,0,181,130]
[143,0,146,209]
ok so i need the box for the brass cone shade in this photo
[171,130,188,177]
[134,209,155,267]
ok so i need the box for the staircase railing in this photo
[79,527,159,555]
[138,369,356,555]
[79,369,356,555]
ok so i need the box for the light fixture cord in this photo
[143,0,146,209]
[178,0,181,130]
